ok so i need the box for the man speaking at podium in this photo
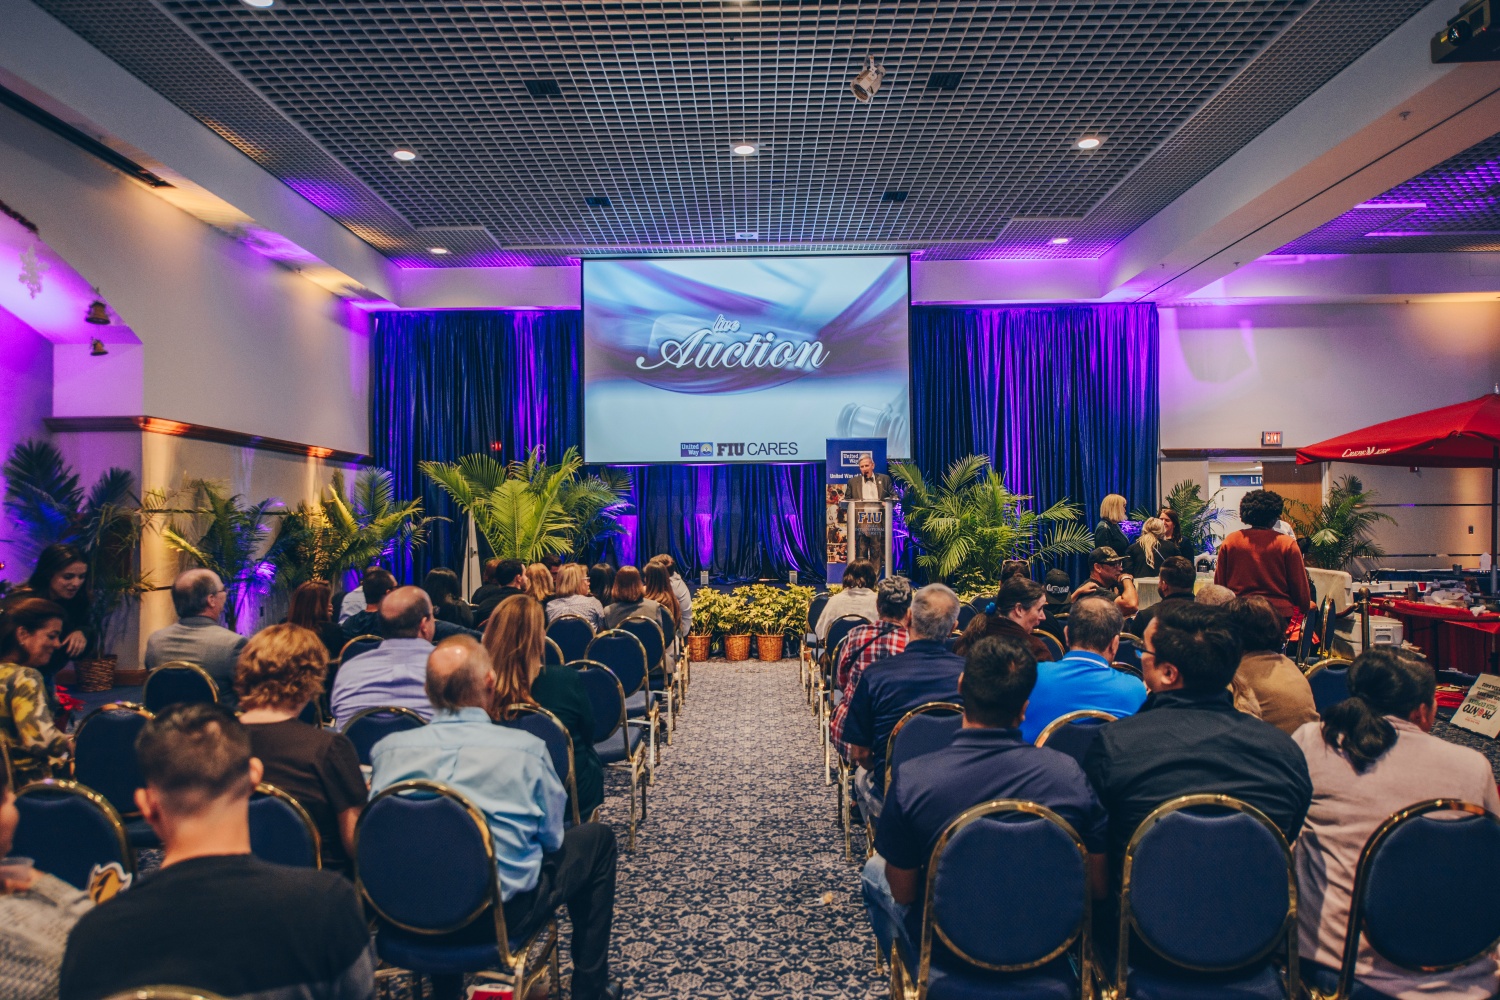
[845,455,894,567]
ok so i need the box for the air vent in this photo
[524,79,562,98]
[881,191,909,203]
[925,72,963,91]
[585,196,612,208]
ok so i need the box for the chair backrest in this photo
[298,699,328,727]
[341,706,428,766]
[1332,798,1500,997]
[955,604,977,630]
[1305,658,1351,712]
[249,782,322,868]
[806,592,832,635]
[618,616,665,674]
[1119,794,1296,989]
[1114,632,1144,669]
[573,661,627,745]
[586,630,648,696]
[1112,661,1143,680]
[920,800,1092,988]
[1034,710,1116,764]
[885,702,963,792]
[356,780,517,962]
[825,614,870,664]
[13,780,133,890]
[546,615,596,663]
[339,634,382,663]
[72,702,152,818]
[497,704,580,825]
[544,637,564,666]
[102,990,229,1000]
[142,661,219,713]
[1034,630,1065,660]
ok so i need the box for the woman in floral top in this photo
[0,599,73,783]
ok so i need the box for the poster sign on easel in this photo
[1451,674,1500,739]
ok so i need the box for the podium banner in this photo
[826,438,887,584]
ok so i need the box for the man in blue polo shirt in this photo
[1021,595,1148,743]
[862,635,1108,964]
[842,583,964,822]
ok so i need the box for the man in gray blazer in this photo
[144,569,248,707]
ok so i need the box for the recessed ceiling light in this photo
[735,232,759,240]
[1075,136,1104,150]
[391,149,418,161]
[240,0,275,7]
[1050,237,1071,245]
[428,247,449,255]
[731,142,758,156]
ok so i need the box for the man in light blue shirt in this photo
[370,636,621,1000]
[1022,596,1148,743]
[329,586,437,729]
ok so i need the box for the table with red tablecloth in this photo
[1369,598,1500,669]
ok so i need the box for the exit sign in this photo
[1262,431,1283,446]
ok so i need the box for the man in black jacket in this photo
[473,558,528,626]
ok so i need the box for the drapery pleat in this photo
[371,303,1157,584]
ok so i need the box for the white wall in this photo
[0,308,53,576]
[0,103,368,455]
[1159,300,1500,568]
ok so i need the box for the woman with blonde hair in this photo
[1095,493,1131,555]
[236,623,367,875]
[524,562,555,605]
[1124,516,1176,578]
[547,563,605,630]
[482,596,603,818]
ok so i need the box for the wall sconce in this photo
[85,300,109,325]
[90,339,108,357]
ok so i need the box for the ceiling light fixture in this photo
[851,55,886,103]
[1050,237,1071,245]
[1075,136,1104,150]
[735,232,759,240]
[428,247,449,255]
[391,149,418,161]
[240,0,275,7]
[731,141,758,156]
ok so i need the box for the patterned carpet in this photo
[379,657,883,999]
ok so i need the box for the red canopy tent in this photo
[1295,390,1500,591]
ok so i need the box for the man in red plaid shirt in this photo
[830,576,913,756]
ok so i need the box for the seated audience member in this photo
[1214,489,1312,624]
[1125,516,1173,579]
[955,575,1056,663]
[843,584,964,821]
[1070,547,1140,617]
[0,742,91,1000]
[602,566,664,631]
[339,568,398,641]
[815,560,880,640]
[469,558,504,607]
[144,569,248,707]
[0,599,71,782]
[642,562,680,636]
[1022,596,1147,743]
[542,554,563,587]
[1226,597,1318,734]
[473,559,528,626]
[329,587,438,728]
[1194,583,1236,606]
[999,559,1031,583]
[1125,555,1196,639]
[58,704,375,1000]
[485,597,605,820]
[524,563,555,606]
[1085,602,1312,877]
[830,576,912,757]
[236,625,367,877]
[286,580,348,663]
[863,635,1108,962]
[588,563,617,608]
[547,563,607,631]
[423,567,474,630]
[1037,568,1073,644]
[649,554,693,636]
[1294,649,1500,999]
[5,544,94,697]
[370,637,621,1000]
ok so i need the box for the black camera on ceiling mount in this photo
[1432,0,1500,61]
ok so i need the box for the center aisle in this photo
[596,657,884,999]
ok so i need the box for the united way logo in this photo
[680,442,714,458]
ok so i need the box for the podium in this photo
[842,499,893,580]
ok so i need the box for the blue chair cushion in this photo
[925,955,1077,1000]
[357,793,492,930]
[595,726,644,765]
[13,792,128,890]
[624,691,659,718]
[375,917,528,975]
[249,796,318,868]
[1127,961,1287,1000]
[1304,962,1398,1000]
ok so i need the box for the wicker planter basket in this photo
[686,634,712,662]
[723,634,752,661]
[755,634,784,661]
[75,657,116,693]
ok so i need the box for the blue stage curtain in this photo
[909,304,1159,578]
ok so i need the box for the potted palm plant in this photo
[266,468,435,590]
[1144,480,1228,558]
[1286,475,1396,571]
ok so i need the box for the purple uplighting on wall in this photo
[1276,133,1500,255]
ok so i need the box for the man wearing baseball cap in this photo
[1069,547,1139,617]
[1037,568,1073,644]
